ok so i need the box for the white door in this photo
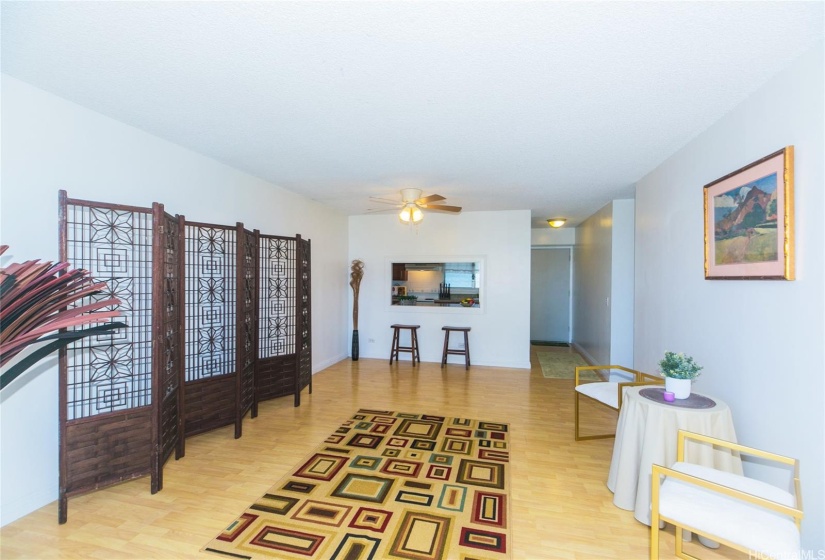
[530,248,571,343]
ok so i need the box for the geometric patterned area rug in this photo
[536,351,600,380]
[203,409,511,559]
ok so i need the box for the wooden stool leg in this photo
[389,327,398,364]
[441,330,450,367]
[412,328,420,365]
[463,330,470,369]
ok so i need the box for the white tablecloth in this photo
[607,386,743,525]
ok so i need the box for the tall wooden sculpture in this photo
[350,260,364,361]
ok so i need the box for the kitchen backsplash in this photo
[404,270,441,293]
[393,270,479,300]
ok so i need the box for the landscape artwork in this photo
[713,173,778,265]
[704,147,794,280]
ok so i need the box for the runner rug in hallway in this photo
[204,409,511,559]
[536,351,601,380]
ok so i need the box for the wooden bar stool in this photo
[441,326,471,369]
[389,324,421,365]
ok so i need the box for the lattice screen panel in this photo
[182,222,238,438]
[257,235,298,402]
[58,192,182,523]
[184,223,237,382]
[259,236,296,358]
[63,203,153,419]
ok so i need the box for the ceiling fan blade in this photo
[365,207,397,214]
[368,197,402,206]
[416,194,446,205]
[424,205,462,213]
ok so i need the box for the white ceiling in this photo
[2,2,823,227]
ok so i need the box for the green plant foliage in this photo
[658,351,703,379]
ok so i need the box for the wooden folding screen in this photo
[236,226,259,431]
[57,191,182,523]
[57,192,309,522]
[180,221,258,446]
[296,236,312,402]
[153,207,184,492]
[257,235,312,406]
[181,220,234,438]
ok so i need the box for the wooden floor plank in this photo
[0,346,745,558]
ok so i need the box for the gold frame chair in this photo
[651,430,803,560]
[574,365,663,441]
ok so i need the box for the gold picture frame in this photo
[703,146,794,280]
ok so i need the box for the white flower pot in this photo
[665,377,692,399]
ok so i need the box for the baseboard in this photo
[571,343,596,366]
[458,359,530,370]
[0,484,57,527]
[328,355,531,370]
[570,344,607,380]
[313,353,348,374]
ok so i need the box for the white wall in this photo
[349,211,531,369]
[0,75,350,525]
[572,203,612,364]
[531,227,575,246]
[609,199,635,367]
[634,43,824,549]
[573,200,635,368]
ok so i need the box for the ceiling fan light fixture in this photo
[399,205,423,223]
[400,187,423,203]
[547,218,566,228]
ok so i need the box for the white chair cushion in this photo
[575,381,619,409]
[659,462,799,557]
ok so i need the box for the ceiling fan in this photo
[368,188,462,223]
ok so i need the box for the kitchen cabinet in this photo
[392,263,408,281]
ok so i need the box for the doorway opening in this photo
[530,247,572,346]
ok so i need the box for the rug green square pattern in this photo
[203,409,511,559]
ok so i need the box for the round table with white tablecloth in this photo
[607,386,743,525]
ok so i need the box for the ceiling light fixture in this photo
[547,218,566,228]
[399,204,423,224]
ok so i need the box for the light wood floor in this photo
[1,346,744,559]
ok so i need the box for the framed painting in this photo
[704,146,794,280]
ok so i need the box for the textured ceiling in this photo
[2,1,823,227]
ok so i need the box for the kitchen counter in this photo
[391,300,480,308]
[391,288,480,307]
[435,300,480,307]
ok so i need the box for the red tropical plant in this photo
[0,245,127,391]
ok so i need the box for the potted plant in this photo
[658,351,702,399]
[397,295,418,306]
